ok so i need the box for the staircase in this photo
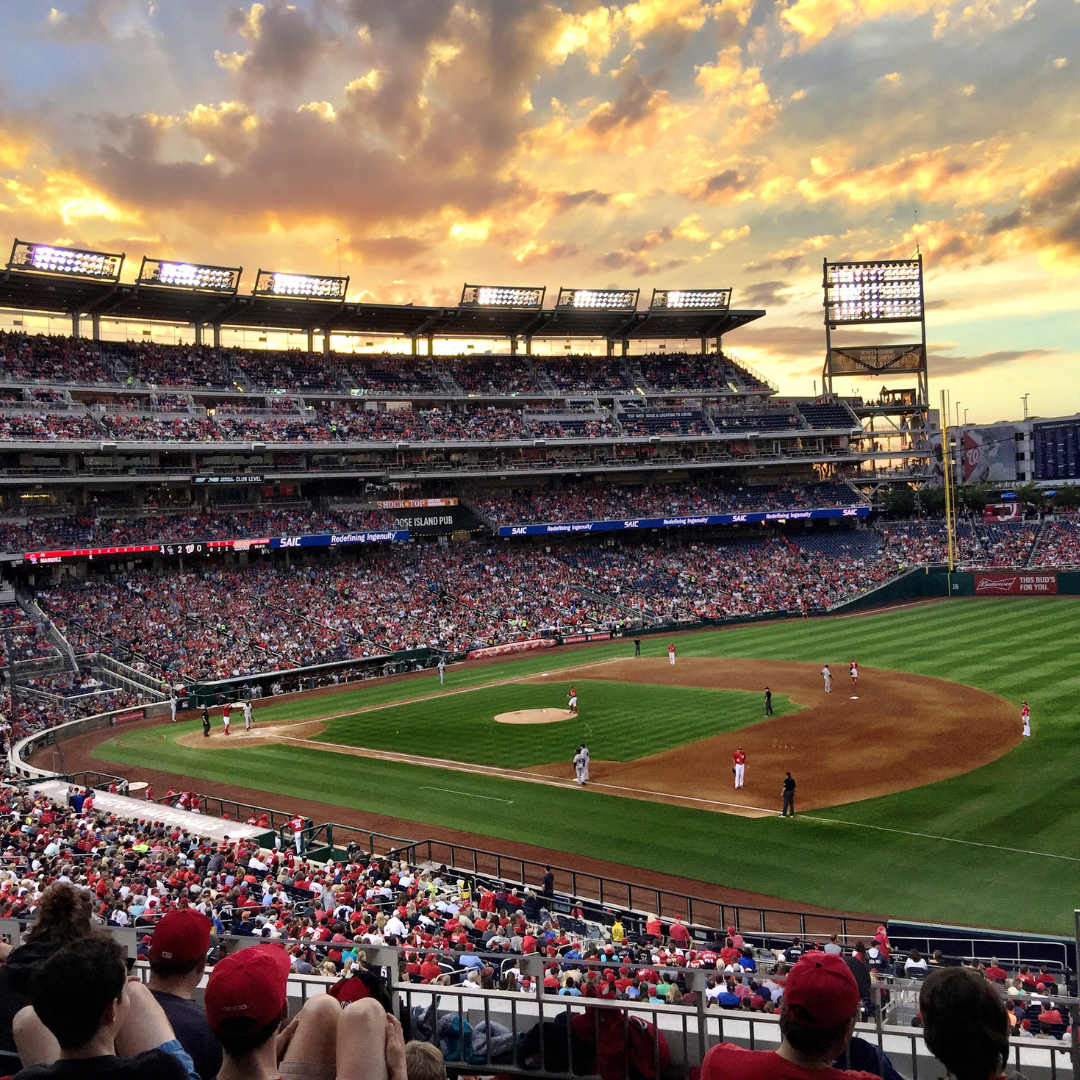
[1025,519,1052,567]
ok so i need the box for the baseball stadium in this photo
[1,3,1079,1076]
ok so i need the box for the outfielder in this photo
[438,657,446,685]
[668,642,676,666]
[849,660,858,685]
[1022,701,1031,737]
[821,665,832,693]
[243,699,253,732]
[568,685,578,714]
[733,746,746,789]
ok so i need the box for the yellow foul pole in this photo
[940,389,956,571]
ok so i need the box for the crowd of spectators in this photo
[0,413,101,441]
[635,353,732,392]
[474,481,864,525]
[0,508,396,553]
[233,350,337,392]
[0,333,113,385]
[1033,520,1080,567]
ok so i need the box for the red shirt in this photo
[702,1044,877,1080]
[985,965,1007,982]
[669,922,691,945]
[733,751,746,766]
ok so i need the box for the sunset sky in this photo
[0,0,1078,422]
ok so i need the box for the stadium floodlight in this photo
[650,288,731,311]
[254,269,348,300]
[555,287,638,310]
[823,258,923,324]
[460,284,545,308]
[138,256,241,293]
[8,239,123,281]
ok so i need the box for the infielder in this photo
[169,696,177,724]
[243,700,253,731]
[221,702,231,736]
[1022,701,1031,737]
[580,744,590,781]
[438,657,446,685]
[821,665,832,693]
[733,746,746,789]
[668,642,676,665]
[573,747,587,785]
[849,660,858,685]
[568,685,578,714]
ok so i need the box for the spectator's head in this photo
[24,881,93,945]
[148,909,212,988]
[919,966,1009,1080]
[30,936,126,1051]
[405,1040,448,1080]
[205,944,290,1057]
[778,954,862,1066]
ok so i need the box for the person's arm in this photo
[114,980,198,1080]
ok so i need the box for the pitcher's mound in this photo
[495,708,573,725]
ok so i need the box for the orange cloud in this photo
[695,47,778,142]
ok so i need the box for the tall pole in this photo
[1021,393,1029,421]
[941,389,956,572]
[955,400,961,429]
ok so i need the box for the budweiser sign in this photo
[973,573,1057,595]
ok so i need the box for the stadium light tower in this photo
[138,256,241,293]
[649,288,731,310]
[460,284,545,308]
[8,239,123,281]
[254,269,348,300]
[555,287,638,310]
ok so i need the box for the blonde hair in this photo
[405,1041,448,1080]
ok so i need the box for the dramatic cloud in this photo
[928,348,1055,377]
[217,2,332,90]
[741,280,794,307]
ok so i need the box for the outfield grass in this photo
[310,681,796,768]
[95,598,1080,934]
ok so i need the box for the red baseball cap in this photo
[149,910,212,963]
[783,954,861,1029]
[205,945,291,1034]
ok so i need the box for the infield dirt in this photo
[168,657,1019,817]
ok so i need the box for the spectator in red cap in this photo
[701,953,877,1078]
[919,967,1009,1080]
[205,944,407,1080]
[148,910,221,1080]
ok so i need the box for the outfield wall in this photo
[830,568,1080,614]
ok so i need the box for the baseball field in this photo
[87,597,1080,934]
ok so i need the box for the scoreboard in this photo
[1033,418,1080,480]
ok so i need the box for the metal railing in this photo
[383,838,884,942]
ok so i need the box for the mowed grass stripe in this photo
[313,681,795,769]
[94,598,1080,933]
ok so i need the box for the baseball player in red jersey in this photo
[568,685,578,714]
[1022,701,1031,737]
[850,660,858,685]
[733,746,746,789]
[222,702,231,735]
[668,642,676,666]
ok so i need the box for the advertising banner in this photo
[983,504,1020,523]
[497,504,868,537]
[973,573,1057,595]
[377,498,458,509]
[962,426,1017,483]
[827,345,925,375]
[269,530,409,549]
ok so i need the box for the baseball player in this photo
[573,747,586,785]
[438,657,446,685]
[849,660,858,685]
[290,813,306,854]
[821,665,832,693]
[243,699,253,732]
[222,702,231,736]
[764,687,773,717]
[733,746,746,789]
[1021,701,1031,737]
[580,744,590,781]
[169,696,177,724]
[668,642,676,666]
[568,685,578,714]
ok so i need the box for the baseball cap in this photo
[149,909,212,963]
[783,954,861,1029]
[205,945,291,1034]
